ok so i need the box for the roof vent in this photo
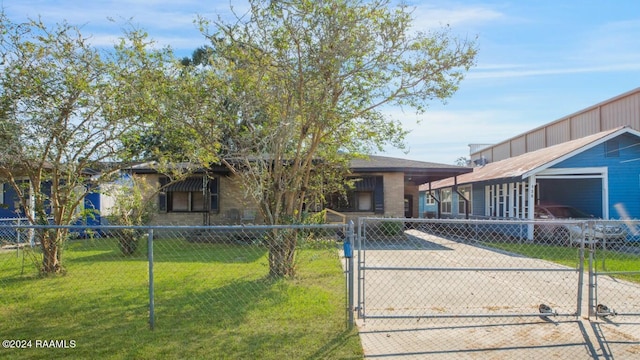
[473,156,488,167]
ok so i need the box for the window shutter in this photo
[374,176,384,214]
[158,177,168,212]
[209,177,219,212]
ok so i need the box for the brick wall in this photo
[142,170,413,225]
[384,172,405,217]
[145,174,262,226]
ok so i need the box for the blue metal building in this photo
[420,127,640,222]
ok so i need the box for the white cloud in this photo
[409,4,505,30]
[468,63,640,80]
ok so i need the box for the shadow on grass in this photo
[303,328,363,360]
[2,245,361,359]
[153,276,283,328]
[65,238,268,264]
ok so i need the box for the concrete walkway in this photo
[351,229,640,359]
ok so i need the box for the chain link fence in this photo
[0,222,353,358]
[3,217,639,358]
[356,217,640,359]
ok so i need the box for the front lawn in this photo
[0,237,363,359]
[484,241,640,283]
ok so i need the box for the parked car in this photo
[534,205,626,246]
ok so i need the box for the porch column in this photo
[527,175,536,241]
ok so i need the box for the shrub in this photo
[380,220,403,236]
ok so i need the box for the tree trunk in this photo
[267,229,298,278]
[40,229,64,275]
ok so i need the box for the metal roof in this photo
[423,126,638,190]
[350,155,472,185]
[470,87,640,162]
[165,177,208,192]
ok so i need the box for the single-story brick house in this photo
[130,156,471,226]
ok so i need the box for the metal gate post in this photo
[576,225,585,318]
[357,218,364,319]
[148,229,155,330]
[588,241,595,318]
[345,221,355,328]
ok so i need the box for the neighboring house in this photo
[131,156,471,226]
[0,181,25,219]
[470,87,640,165]
[420,87,640,224]
[420,127,640,223]
[0,173,124,227]
[0,179,56,220]
[332,155,471,223]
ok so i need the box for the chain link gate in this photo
[589,220,640,319]
[356,217,588,322]
[352,217,640,358]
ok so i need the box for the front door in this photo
[404,195,413,218]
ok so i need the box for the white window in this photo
[425,192,435,205]
[457,186,471,215]
[441,188,452,214]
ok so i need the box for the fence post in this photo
[357,218,364,320]
[345,221,355,329]
[576,224,585,318]
[148,229,155,330]
[587,222,595,318]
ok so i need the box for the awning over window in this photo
[165,178,205,192]
[354,176,376,191]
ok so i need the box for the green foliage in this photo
[183,0,477,277]
[0,13,177,272]
[106,178,157,227]
[190,0,477,227]
[105,177,157,255]
[380,220,404,237]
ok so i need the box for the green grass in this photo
[0,237,363,359]
[484,241,640,283]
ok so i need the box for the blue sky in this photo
[4,0,640,165]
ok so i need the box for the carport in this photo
[425,128,639,239]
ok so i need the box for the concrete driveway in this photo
[352,229,640,359]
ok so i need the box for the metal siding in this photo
[510,136,527,157]
[601,93,640,130]
[570,109,601,138]
[546,121,571,146]
[551,133,640,219]
[526,129,546,152]
[492,142,511,162]
[469,144,493,153]
[469,88,640,160]
[480,149,493,162]
[606,134,640,219]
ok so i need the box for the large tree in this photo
[183,0,478,277]
[0,14,177,274]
